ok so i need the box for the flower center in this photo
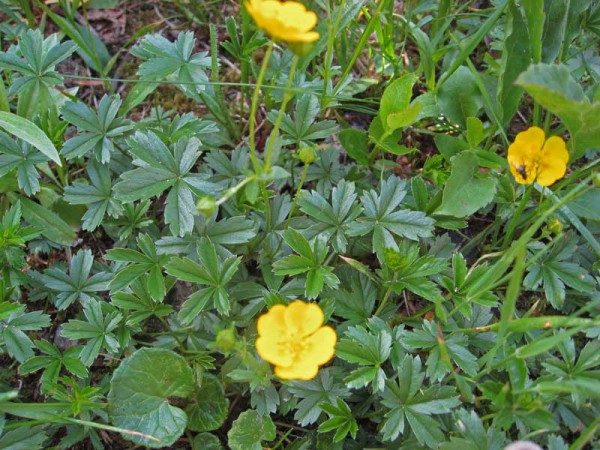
[278,332,311,361]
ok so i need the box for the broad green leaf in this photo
[227,410,276,450]
[192,433,224,450]
[338,128,370,166]
[437,66,483,128]
[497,0,531,126]
[108,348,194,448]
[386,101,422,131]
[0,112,61,165]
[379,74,415,128]
[523,0,544,63]
[516,63,600,158]
[186,374,230,432]
[436,151,497,218]
[466,117,485,148]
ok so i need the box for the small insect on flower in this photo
[245,0,320,43]
[507,126,569,187]
[255,300,336,380]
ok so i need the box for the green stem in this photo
[157,316,186,352]
[273,162,310,256]
[331,0,388,98]
[467,174,595,302]
[215,175,257,207]
[321,0,347,108]
[19,0,35,28]
[501,183,533,248]
[248,41,274,174]
[570,415,600,450]
[263,55,299,174]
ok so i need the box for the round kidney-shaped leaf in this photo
[108,348,194,448]
[186,374,230,432]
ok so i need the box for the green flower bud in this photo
[548,218,564,235]
[215,328,236,352]
[298,147,316,164]
[196,196,217,217]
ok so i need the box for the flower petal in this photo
[280,2,318,30]
[257,304,287,339]
[542,136,570,164]
[303,326,337,366]
[284,300,324,337]
[256,336,293,368]
[275,361,319,380]
[537,136,569,186]
[507,141,539,184]
[514,126,545,148]
[245,0,320,43]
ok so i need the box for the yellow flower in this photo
[245,0,320,43]
[255,300,336,380]
[507,126,569,187]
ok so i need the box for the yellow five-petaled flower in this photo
[255,300,336,380]
[245,0,320,43]
[507,126,569,187]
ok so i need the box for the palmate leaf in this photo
[41,249,111,310]
[110,275,173,326]
[0,305,51,363]
[401,320,479,381]
[298,179,363,253]
[131,31,211,100]
[317,398,358,443]
[287,369,350,426]
[267,94,339,145]
[113,131,220,237]
[61,299,122,366]
[19,340,87,392]
[61,94,134,163]
[272,229,339,299]
[64,160,123,231]
[165,237,241,319]
[0,29,76,118]
[381,355,461,447]
[0,133,47,196]
[524,234,596,309]
[348,176,434,255]
[106,233,171,301]
[156,215,257,257]
[336,318,392,392]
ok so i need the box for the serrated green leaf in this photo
[108,348,194,448]
[186,374,230,432]
[0,112,61,165]
[227,410,276,450]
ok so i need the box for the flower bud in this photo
[196,196,217,216]
[214,328,236,352]
[547,218,564,235]
[298,147,316,164]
